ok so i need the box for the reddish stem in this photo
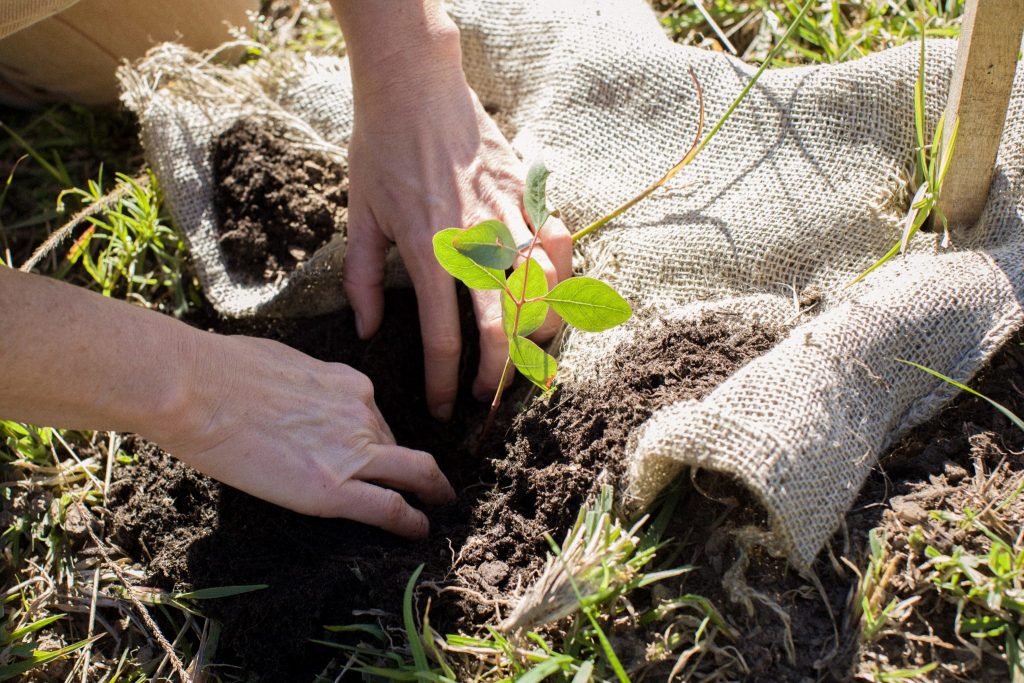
[477,215,545,449]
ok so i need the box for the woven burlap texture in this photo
[123,0,1024,568]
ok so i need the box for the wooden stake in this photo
[935,0,1024,232]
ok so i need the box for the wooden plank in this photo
[935,0,1024,232]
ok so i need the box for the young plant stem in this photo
[571,0,815,244]
[571,68,704,244]
[477,356,513,454]
[478,216,546,449]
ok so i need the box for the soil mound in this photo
[211,118,346,283]
[107,306,777,680]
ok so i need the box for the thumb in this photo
[343,204,389,339]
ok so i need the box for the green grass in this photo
[849,364,1024,681]
[847,20,959,288]
[50,169,200,317]
[652,0,963,64]
[313,486,722,682]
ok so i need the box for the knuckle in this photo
[380,489,409,526]
[423,333,462,361]
[349,373,375,402]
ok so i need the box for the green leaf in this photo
[897,359,1024,434]
[323,623,387,640]
[517,656,572,683]
[452,219,518,270]
[402,564,430,674]
[0,636,100,681]
[509,336,557,392]
[502,258,549,337]
[847,241,900,288]
[174,584,268,601]
[432,228,507,290]
[571,661,595,683]
[524,162,551,231]
[6,615,65,643]
[543,277,632,332]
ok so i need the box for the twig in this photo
[79,503,191,682]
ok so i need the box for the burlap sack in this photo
[121,0,1024,568]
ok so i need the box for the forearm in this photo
[329,1,464,112]
[0,268,199,441]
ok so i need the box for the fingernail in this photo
[355,312,366,339]
[434,402,454,421]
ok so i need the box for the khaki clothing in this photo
[0,0,255,105]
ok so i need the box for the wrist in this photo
[333,1,464,105]
[134,324,218,452]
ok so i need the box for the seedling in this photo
[433,163,633,434]
[848,22,960,288]
[432,0,824,437]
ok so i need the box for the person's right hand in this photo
[330,1,574,421]
[154,331,455,539]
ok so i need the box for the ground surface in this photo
[106,289,778,679]
[5,2,1012,683]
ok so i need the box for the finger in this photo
[469,288,511,401]
[531,215,574,340]
[355,444,456,505]
[401,237,462,421]
[329,479,431,539]
[538,215,573,283]
[469,203,534,400]
[371,403,396,444]
[343,203,389,340]
[505,205,562,342]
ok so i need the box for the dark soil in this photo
[106,308,779,681]
[445,315,780,630]
[211,118,346,283]
[104,296,1024,682]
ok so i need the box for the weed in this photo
[0,105,140,262]
[848,19,959,287]
[854,361,1024,680]
[843,529,919,643]
[45,170,201,317]
[654,1,963,65]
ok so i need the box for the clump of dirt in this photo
[446,315,780,628]
[211,118,346,283]
[106,308,778,681]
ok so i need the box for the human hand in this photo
[155,332,455,539]
[334,5,573,420]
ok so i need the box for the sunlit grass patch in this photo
[653,0,963,63]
